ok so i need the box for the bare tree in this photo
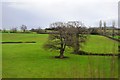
[10,27,17,33]
[67,21,87,54]
[44,22,68,58]
[112,21,115,37]
[36,27,46,34]
[103,21,106,35]
[99,20,102,34]
[20,25,27,32]
[2,28,7,33]
[44,21,88,58]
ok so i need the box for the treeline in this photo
[1,25,48,34]
[1,25,29,33]
[88,27,119,35]
[1,26,119,35]
[1,20,119,36]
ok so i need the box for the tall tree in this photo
[67,21,87,54]
[44,22,69,58]
[103,21,106,35]
[99,20,102,34]
[112,21,115,37]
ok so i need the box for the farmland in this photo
[2,33,118,78]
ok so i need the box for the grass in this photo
[112,36,120,39]
[2,33,118,78]
[81,35,118,54]
[2,33,48,43]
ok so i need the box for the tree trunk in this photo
[112,27,115,37]
[59,34,65,59]
[59,48,64,58]
[74,33,79,54]
[104,22,106,35]
[23,29,25,32]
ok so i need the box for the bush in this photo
[88,28,99,35]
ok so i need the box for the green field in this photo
[2,33,118,78]
[82,35,118,54]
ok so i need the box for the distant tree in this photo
[30,28,46,34]
[20,25,27,32]
[103,21,106,35]
[99,20,102,34]
[89,27,99,35]
[30,28,36,32]
[2,28,7,33]
[10,27,17,33]
[112,21,115,37]
[36,28,46,34]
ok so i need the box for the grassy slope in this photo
[82,35,118,54]
[2,33,118,78]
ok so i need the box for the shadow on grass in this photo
[55,56,69,58]
[49,56,69,59]
[49,51,119,59]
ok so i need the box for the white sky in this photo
[1,0,119,29]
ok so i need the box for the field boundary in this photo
[78,53,119,56]
[1,41,36,44]
[75,51,119,56]
[101,35,120,42]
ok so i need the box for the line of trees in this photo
[1,21,119,37]
[89,20,118,36]
[98,20,117,37]
[1,25,47,34]
[1,25,28,33]
[44,21,88,59]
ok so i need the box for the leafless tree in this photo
[10,27,17,33]
[2,28,7,33]
[44,21,88,58]
[67,21,87,54]
[103,21,106,35]
[99,20,102,34]
[44,22,68,58]
[36,27,46,34]
[112,21,115,37]
[20,25,27,32]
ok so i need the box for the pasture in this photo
[2,33,118,78]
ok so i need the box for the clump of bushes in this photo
[30,28,46,34]
[88,28,99,35]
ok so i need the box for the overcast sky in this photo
[1,0,119,29]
